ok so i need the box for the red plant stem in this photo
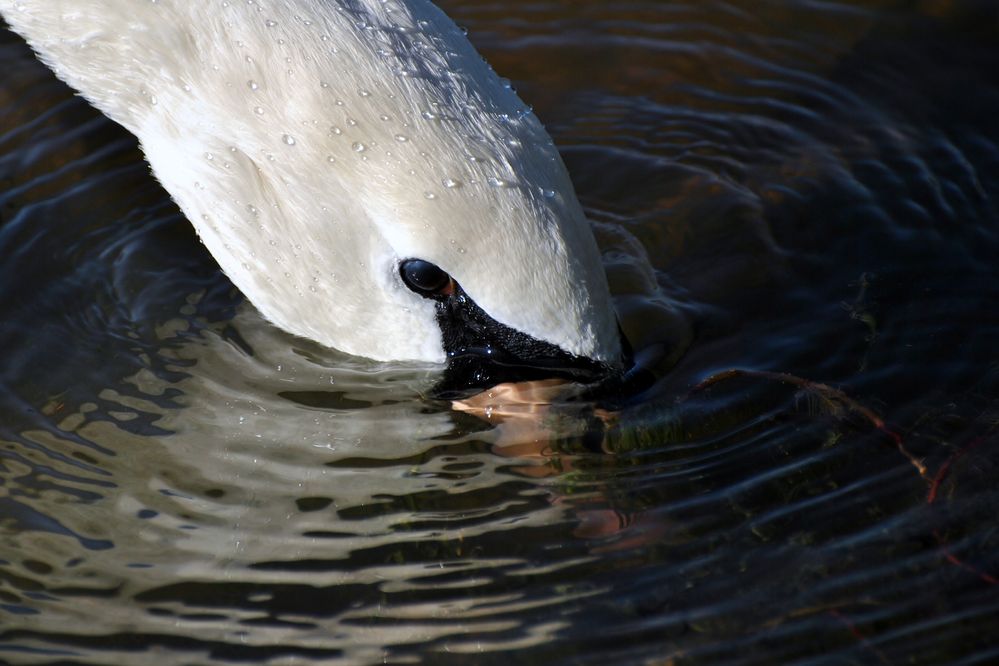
[927,437,982,504]
[693,369,997,584]
[925,437,997,585]
[690,368,928,478]
[828,609,891,665]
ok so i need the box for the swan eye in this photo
[399,259,453,298]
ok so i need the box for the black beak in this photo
[429,282,632,400]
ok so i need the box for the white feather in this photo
[0,0,622,364]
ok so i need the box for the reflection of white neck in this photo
[1,0,622,365]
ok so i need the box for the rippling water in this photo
[2,1,999,664]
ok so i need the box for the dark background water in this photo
[1,1,998,664]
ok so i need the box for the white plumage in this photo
[0,0,621,365]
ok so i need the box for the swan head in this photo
[1,0,625,387]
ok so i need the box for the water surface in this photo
[2,1,999,664]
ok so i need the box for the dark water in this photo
[2,1,999,664]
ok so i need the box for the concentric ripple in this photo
[2,2,999,664]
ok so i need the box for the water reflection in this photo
[2,308,596,662]
[3,1,999,664]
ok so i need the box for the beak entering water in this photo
[430,281,629,399]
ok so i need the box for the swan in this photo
[0,0,624,384]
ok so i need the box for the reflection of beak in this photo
[452,377,612,459]
[430,283,623,399]
[451,378,592,471]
